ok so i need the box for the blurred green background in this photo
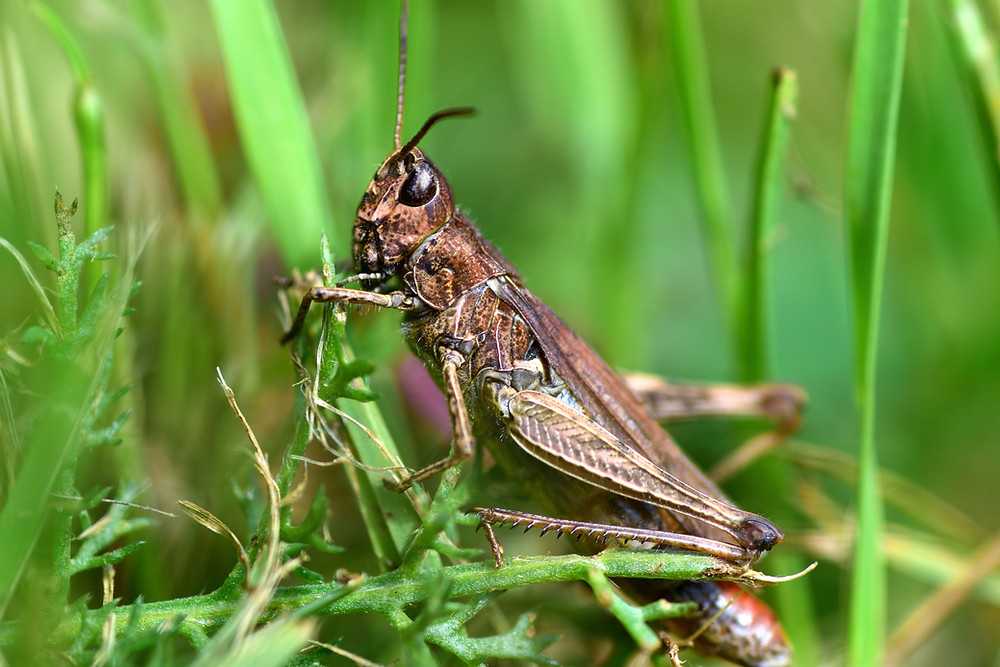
[1,1,998,665]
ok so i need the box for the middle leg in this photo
[385,346,475,492]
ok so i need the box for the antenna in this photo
[398,107,476,157]
[393,0,409,149]
[389,1,475,161]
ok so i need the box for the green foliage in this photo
[0,189,130,643]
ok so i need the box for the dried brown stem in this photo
[884,531,1000,667]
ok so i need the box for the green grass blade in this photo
[321,281,425,564]
[0,371,87,617]
[942,0,1000,213]
[26,3,88,82]
[340,453,403,569]
[737,68,821,667]
[0,236,59,334]
[508,1,635,358]
[195,619,314,667]
[130,0,223,218]
[30,4,107,264]
[341,398,423,559]
[741,68,797,383]
[844,0,909,665]
[0,26,47,244]
[317,296,423,566]
[0,257,135,619]
[664,0,739,335]
[209,0,328,266]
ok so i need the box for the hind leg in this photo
[621,372,805,434]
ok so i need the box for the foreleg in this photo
[281,286,415,344]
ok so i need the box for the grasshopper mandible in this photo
[283,4,807,665]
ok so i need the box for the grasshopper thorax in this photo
[353,146,455,288]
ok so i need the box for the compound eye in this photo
[398,161,437,207]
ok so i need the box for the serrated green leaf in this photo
[27,240,56,270]
[294,567,326,585]
[69,540,146,575]
[20,325,56,347]
[76,272,110,342]
[76,226,115,259]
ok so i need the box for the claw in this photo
[383,476,407,493]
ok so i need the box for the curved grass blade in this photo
[209,0,327,267]
[941,0,1000,214]
[0,26,47,241]
[0,236,59,335]
[130,0,223,218]
[508,1,636,358]
[664,0,739,337]
[844,0,910,665]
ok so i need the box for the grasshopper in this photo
[283,5,808,665]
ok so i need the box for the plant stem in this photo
[57,549,722,643]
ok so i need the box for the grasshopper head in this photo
[353,147,454,288]
[353,108,473,289]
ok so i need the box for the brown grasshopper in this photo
[283,5,807,665]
